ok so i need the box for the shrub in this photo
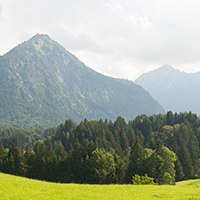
[132,174,155,185]
[162,172,172,184]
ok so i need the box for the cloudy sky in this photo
[0,0,200,81]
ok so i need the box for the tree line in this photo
[0,111,199,184]
[0,126,51,149]
[0,137,176,184]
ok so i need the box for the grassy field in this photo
[0,173,200,200]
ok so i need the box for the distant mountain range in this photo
[0,34,164,128]
[135,64,200,115]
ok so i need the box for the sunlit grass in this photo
[0,173,200,200]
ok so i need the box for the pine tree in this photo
[7,153,15,175]
[24,144,36,178]
[125,137,145,183]
[188,135,199,175]
[0,143,6,171]
[120,127,129,154]
[33,142,44,180]
[68,138,84,183]
[78,139,93,183]
[149,139,156,150]
[166,111,174,125]
[45,143,58,181]
[178,138,194,179]
[174,157,184,181]
[127,127,136,148]
[172,141,184,181]
[114,154,125,184]
[64,119,76,133]
[8,144,22,176]
[136,129,144,145]
[57,142,67,161]
[154,139,176,184]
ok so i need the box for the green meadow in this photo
[0,173,200,200]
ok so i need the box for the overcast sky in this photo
[1,0,200,81]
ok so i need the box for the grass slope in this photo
[0,173,200,200]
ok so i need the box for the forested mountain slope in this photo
[135,65,200,114]
[0,34,164,128]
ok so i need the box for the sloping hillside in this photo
[0,34,164,128]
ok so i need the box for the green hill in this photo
[1,173,200,200]
[0,34,164,129]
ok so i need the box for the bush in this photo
[162,172,172,184]
[132,174,155,185]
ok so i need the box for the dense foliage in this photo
[0,126,51,149]
[0,111,199,184]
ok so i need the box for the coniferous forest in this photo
[0,111,200,184]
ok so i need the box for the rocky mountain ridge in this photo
[135,64,200,115]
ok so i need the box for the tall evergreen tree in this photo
[33,141,44,180]
[136,129,144,145]
[114,154,125,184]
[166,111,174,126]
[45,143,58,181]
[8,144,22,176]
[178,138,194,179]
[5,153,15,175]
[0,143,6,171]
[172,141,184,181]
[24,144,36,178]
[188,135,199,176]
[127,127,136,148]
[68,138,83,183]
[125,137,144,183]
[174,157,184,181]
[57,142,67,161]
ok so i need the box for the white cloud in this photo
[1,0,200,81]
[106,0,123,13]
[73,50,140,81]
[128,14,154,30]
[139,16,154,30]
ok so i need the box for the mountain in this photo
[135,64,200,115]
[0,34,164,128]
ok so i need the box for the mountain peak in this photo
[28,34,53,46]
[30,33,51,40]
[155,65,181,76]
[28,34,56,53]
[135,65,200,115]
[3,34,56,58]
[160,64,174,70]
[0,34,164,128]
[158,64,174,72]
